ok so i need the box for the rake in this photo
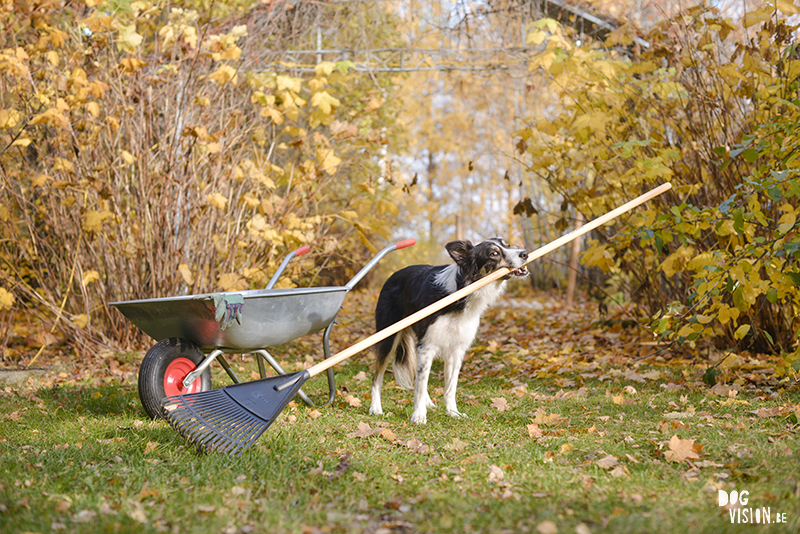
[162,182,672,455]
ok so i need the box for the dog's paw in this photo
[446,408,468,419]
[369,404,383,416]
[410,411,427,424]
[425,396,436,409]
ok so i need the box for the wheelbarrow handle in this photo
[265,245,312,289]
[343,238,416,291]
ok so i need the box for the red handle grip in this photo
[395,238,416,250]
[294,245,310,256]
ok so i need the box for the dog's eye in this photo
[490,250,499,257]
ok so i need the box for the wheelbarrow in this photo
[110,239,416,419]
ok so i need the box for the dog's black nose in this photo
[519,250,528,261]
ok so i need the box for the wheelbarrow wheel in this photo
[138,338,212,420]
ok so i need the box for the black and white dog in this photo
[369,238,529,424]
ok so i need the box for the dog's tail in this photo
[392,330,416,390]
[374,329,416,390]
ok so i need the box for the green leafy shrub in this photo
[519,2,800,371]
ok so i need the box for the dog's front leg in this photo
[443,350,467,419]
[410,348,435,424]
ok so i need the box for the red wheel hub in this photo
[164,358,202,396]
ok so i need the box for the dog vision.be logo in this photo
[718,489,789,525]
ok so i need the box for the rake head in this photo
[162,371,310,455]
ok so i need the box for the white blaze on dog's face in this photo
[446,237,529,280]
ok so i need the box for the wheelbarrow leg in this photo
[253,350,315,407]
[321,321,337,407]
[183,349,224,389]
[216,354,241,384]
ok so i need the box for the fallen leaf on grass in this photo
[664,435,702,463]
[532,409,568,426]
[527,423,544,439]
[536,520,558,534]
[379,428,397,441]
[595,455,619,470]
[487,464,505,482]
[609,465,630,478]
[490,397,508,412]
[308,409,322,420]
[344,394,361,407]
[406,438,431,453]
[444,437,469,451]
[353,371,367,381]
[144,441,159,454]
[348,422,382,438]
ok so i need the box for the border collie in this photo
[369,238,529,424]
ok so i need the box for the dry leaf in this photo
[609,465,629,478]
[595,455,619,470]
[536,520,558,534]
[353,371,367,381]
[344,394,361,407]
[348,422,381,438]
[527,423,544,439]
[490,397,508,412]
[379,428,397,441]
[487,464,505,482]
[143,441,159,454]
[308,409,322,420]
[664,435,702,463]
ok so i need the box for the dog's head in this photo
[445,238,529,281]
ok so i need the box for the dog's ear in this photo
[445,240,474,264]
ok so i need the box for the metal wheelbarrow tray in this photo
[111,239,416,420]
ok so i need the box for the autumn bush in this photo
[0,0,404,355]
[520,3,800,371]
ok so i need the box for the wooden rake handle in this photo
[307,182,672,379]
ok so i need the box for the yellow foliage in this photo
[0,288,15,309]
[205,193,228,210]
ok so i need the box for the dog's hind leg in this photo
[369,334,398,416]
[410,345,436,424]
[369,355,391,415]
[443,349,468,419]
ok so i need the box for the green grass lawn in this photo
[1,295,798,533]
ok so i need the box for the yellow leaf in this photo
[317,148,341,175]
[195,96,210,108]
[82,270,101,286]
[310,91,341,115]
[11,138,32,148]
[314,61,336,77]
[120,58,146,72]
[206,192,228,210]
[365,96,384,112]
[208,65,238,86]
[121,150,135,165]
[734,324,751,340]
[46,50,59,66]
[742,8,772,28]
[86,102,100,117]
[82,210,115,232]
[0,109,20,129]
[182,26,198,48]
[31,174,50,187]
[776,0,799,15]
[664,435,701,463]
[217,273,246,291]
[718,304,739,325]
[0,287,15,309]
[777,212,796,235]
[276,75,302,93]
[117,24,143,53]
[73,313,89,329]
[178,264,194,285]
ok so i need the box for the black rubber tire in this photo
[137,338,212,420]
